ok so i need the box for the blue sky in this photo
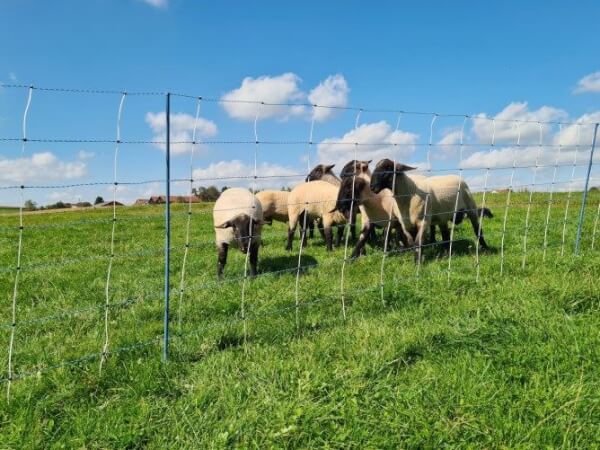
[1,0,600,205]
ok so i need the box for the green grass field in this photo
[0,191,599,448]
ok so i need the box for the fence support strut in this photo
[575,122,599,255]
[163,92,171,361]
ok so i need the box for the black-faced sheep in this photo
[333,176,412,258]
[213,188,265,278]
[370,159,491,260]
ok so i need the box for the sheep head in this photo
[215,214,265,253]
[305,164,336,182]
[370,159,416,193]
[340,160,372,178]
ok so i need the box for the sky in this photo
[1,0,600,205]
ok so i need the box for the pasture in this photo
[0,191,599,448]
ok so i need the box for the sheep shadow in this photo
[260,254,318,276]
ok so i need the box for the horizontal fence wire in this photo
[1,82,598,126]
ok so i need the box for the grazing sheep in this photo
[287,180,346,251]
[370,159,491,260]
[333,176,412,258]
[255,190,289,225]
[213,188,265,278]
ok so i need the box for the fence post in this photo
[163,92,171,361]
[574,122,599,255]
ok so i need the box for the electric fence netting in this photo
[0,83,598,401]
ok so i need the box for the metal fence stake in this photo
[575,122,599,255]
[163,92,171,361]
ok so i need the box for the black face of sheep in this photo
[332,177,367,216]
[370,159,416,193]
[340,160,372,178]
[305,164,336,182]
[215,214,263,254]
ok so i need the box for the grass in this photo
[0,191,599,448]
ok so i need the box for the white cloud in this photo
[221,73,306,121]
[461,115,600,172]
[138,0,168,8]
[0,152,87,183]
[317,121,419,168]
[192,160,301,189]
[471,102,567,145]
[308,74,349,122]
[221,73,351,122]
[77,150,95,160]
[9,72,17,82]
[573,71,600,94]
[145,111,217,155]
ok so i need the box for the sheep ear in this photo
[365,160,372,165]
[215,220,233,229]
[395,163,416,172]
[325,164,335,171]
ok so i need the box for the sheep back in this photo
[288,181,345,225]
[255,190,289,223]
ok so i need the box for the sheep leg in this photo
[394,223,408,248]
[217,243,229,279]
[249,241,259,277]
[324,227,334,251]
[414,219,429,264]
[308,219,315,239]
[286,214,299,251]
[428,224,437,245]
[439,223,451,252]
[335,224,344,247]
[350,210,357,241]
[351,224,372,258]
[298,211,309,248]
[317,219,325,239]
[467,211,489,250]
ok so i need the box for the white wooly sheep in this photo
[255,190,289,225]
[213,188,265,278]
[286,180,346,251]
[333,177,410,258]
[370,159,491,260]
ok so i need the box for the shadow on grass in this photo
[260,254,318,276]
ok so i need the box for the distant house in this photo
[148,195,201,204]
[134,198,149,205]
[74,202,92,208]
[99,201,124,207]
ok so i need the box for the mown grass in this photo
[0,191,599,448]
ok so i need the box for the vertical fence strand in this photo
[100,92,126,372]
[177,98,202,331]
[522,123,543,268]
[6,86,33,401]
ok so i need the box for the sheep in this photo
[306,163,341,186]
[255,190,289,225]
[286,180,347,251]
[333,176,411,258]
[370,159,491,261]
[305,163,343,240]
[340,159,372,181]
[213,188,265,278]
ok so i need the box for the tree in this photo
[23,200,37,211]
[94,196,104,205]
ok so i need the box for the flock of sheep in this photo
[213,159,493,278]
